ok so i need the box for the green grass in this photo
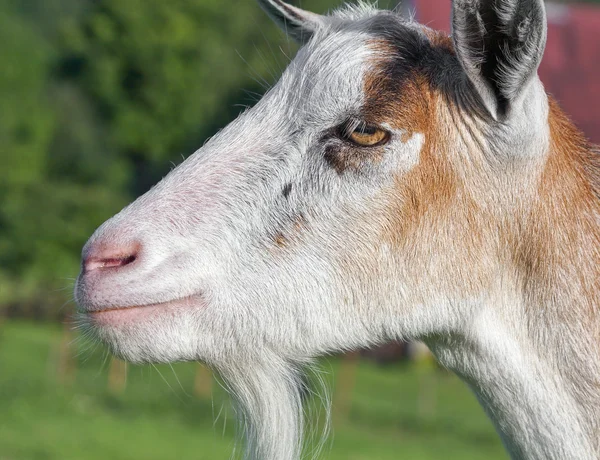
[0,320,507,460]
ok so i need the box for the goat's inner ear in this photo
[451,0,547,119]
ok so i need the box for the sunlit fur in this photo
[75,1,600,459]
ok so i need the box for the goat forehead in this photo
[273,21,430,122]
[273,32,375,120]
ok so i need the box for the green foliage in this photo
[59,0,286,165]
[0,0,128,310]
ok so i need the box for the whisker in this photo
[235,49,272,91]
[168,363,190,397]
[151,363,185,404]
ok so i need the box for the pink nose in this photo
[83,241,140,272]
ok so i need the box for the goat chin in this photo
[216,356,331,460]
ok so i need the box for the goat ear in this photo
[257,0,323,43]
[452,0,547,119]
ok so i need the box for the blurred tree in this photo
[57,0,300,193]
[0,6,55,307]
[0,0,127,313]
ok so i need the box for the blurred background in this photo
[1,0,599,458]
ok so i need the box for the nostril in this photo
[83,239,140,273]
[85,254,137,272]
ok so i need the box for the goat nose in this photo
[83,241,140,273]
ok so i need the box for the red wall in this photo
[413,0,600,143]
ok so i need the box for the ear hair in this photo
[452,0,547,120]
[257,0,324,44]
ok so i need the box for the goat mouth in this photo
[89,305,148,315]
[85,295,202,325]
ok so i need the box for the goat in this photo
[75,0,600,458]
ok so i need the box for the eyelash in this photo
[336,118,390,147]
[339,118,366,137]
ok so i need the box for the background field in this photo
[0,321,507,460]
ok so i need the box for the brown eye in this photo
[347,124,389,147]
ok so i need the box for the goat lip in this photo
[84,294,202,317]
[88,304,150,315]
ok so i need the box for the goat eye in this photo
[346,124,389,147]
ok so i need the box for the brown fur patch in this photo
[421,28,455,53]
[357,31,600,315]
[273,232,288,248]
[508,98,600,419]
[356,24,600,424]
[358,38,498,298]
[324,28,461,175]
[363,40,432,133]
[364,39,462,241]
[270,213,307,251]
[518,98,600,319]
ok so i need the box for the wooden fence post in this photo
[0,305,5,341]
[193,363,213,398]
[108,357,128,394]
[411,342,437,420]
[56,320,76,385]
[333,351,360,424]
